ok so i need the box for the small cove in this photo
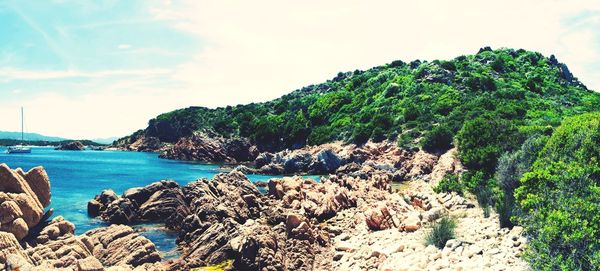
[0,147,306,259]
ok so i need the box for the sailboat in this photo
[7,107,32,154]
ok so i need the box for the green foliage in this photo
[426,217,457,249]
[122,48,599,154]
[495,135,547,228]
[421,124,453,152]
[251,114,283,148]
[457,116,520,173]
[515,112,600,270]
[434,174,463,195]
[461,170,486,191]
[350,124,370,145]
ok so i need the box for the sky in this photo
[0,0,599,139]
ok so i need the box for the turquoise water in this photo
[0,147,281,258]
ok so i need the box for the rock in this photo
[90,181,185,224]
[402,212,422,232]
[313,149,342,173]
[56,141,86,150]
[103,198,139,224]
[0,164,48,240]
[268,177,357,220]
[139,188,185,221]
[405,150,438,180]
[23,166,52,208]
[233,223,285,271]
[85,224,161,267]
[34,216,75,244]
[430,148,464,186]
[0,231,28,270]
[123,181,179,205]
[364,195,414,231]
[88,199,102,217]
[159,132,257,163]
[77,256,104,271]
[437,192,475,210]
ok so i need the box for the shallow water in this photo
[0,147,289,259]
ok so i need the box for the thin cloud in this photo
[0,68,171,80]
[118,44,132,50]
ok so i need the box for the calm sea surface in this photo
[0,147,286,258]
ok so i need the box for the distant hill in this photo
[0,131,68,142]
[0,139,105,147]
[90,137,119,145]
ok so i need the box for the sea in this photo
[0,147,293,259]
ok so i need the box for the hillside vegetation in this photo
[118,47,597,152]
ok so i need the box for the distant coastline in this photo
[0,138,106,147]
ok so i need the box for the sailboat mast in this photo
[21,107,24,143]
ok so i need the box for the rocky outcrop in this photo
[430,148,464,186]
[0,164,164,271]
[159,132,258,163]
[267,176,357,220]
[5,222,162,271]
[88,180,185,224]
[247,141,457,181]
[85,225,161,267]
[55,141,85,150]
[251,144,343,175]
[0,164,51,240]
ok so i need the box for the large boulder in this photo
[85,224,161,267]
[139,188,186,221]
[88,181,185,224]
[0,164,50,240]
[103,198,139,224]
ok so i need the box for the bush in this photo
[515,112,600,270]
[457,116,520,173]
[421,125,454,152]
[426,217,457,249]
[351,124,371,145]
[434,174,463,195]
[495,135,547,228]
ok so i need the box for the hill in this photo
[115,47,599,155]
[0,131,68,142]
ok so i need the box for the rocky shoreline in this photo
[1,141,530,270]
[0,164,164,271]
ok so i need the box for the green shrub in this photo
[515,112,600,270]
[426,217,457,249]
[351,124,371,145]
[434,174,463,195]
[495,135,547,228]
[483,205,491,218]
[421,124,453,152]
[457,116,520,173]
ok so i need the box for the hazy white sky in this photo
[0,0,599,139]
